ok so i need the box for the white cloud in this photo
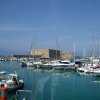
[0,26,33,31]
[0,24,55,32]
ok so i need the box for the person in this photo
[13,77,18,85]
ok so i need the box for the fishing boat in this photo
[0,72,24,92]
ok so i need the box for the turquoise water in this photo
[0,61,100,100]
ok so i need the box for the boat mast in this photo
[92,35,95,58]
[55,37,59,60]
[33,33,36,61]
[73,43,75,64]
[29,33,36,60]
[29,38,34,59]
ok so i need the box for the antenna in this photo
[73,43,75,63]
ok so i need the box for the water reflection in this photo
[34,77,51,100]
[26,68,72,100]
[93,77,100,83]
[52,70,71,78]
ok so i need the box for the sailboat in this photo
[20,34,37,67]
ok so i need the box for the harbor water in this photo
[0,61,100,100]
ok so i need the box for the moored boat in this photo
[0,72,24,92]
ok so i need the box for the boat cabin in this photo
[8,74,19,84]
[8,74,19,80]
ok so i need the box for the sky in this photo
[0,0,100,56]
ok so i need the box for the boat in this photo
[20,61,27,67]
[77,66,94,73]
[0,72,24,92]
[93,68,100,77]
[77,62,100,76]
[43,60,75,70]
[52,43,76,70]
[77,57,100,73]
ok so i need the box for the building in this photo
[13,49,74,60]
[60,51,74,60]
[31,49,60,60]
[13,55,31,59]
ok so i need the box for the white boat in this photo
[77,57,100,73]
[93,68,100,76]
[20,61,39,68]
[77,66,94,73]
[77,62,100,75]
[0,72,24,92]
[43,60,75,70]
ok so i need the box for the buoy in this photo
[0,87,8,100]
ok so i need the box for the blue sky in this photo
[0,0,100,55]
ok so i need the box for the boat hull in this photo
[8,82,24,92]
